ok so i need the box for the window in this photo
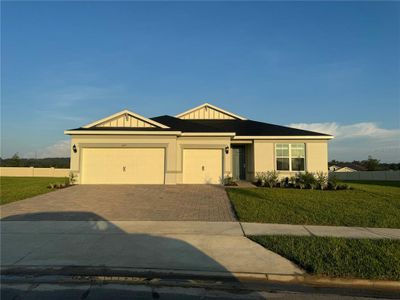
[276,143,305,171]
[276,144,289,171]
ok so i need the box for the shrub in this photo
[280,177,289,188]
[223,173,237,186]
[288,176,297,188]
[264,171,280,188]
[337,183,351,190]
[69,172,77,185]
[47,183,55,189]
[315,171,328,190]
[297,172,317,189]
[254,171,279,187]
[255,172,266,187]
[327,175,338,190]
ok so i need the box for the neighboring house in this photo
[329,164,367,173]
[329,165,341,172]
[332,166,358,172]
[65,103,333,184]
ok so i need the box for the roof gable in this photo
[83,110,169,129]
[175,103,246,120]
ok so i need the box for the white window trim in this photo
[275,143,306,172]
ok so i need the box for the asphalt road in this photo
[2,276,399,300]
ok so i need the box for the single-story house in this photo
[331,166,358,173]
[329,165,340,172]
[65,103,333,184]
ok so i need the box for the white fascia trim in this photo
[82,109,170,129]
[175,103,247,120]
[180,132,236,137]
[233,135,334,140]
[64,130,181,135]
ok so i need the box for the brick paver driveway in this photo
[0,185,236,221]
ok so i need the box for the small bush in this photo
[337,183,351,190]
[47,183,55,189]
[327,176,338,190]
[254,171,280,187]
[69,172,77,185]
[255,172,266,187]
[315,172,328,190]
[297,172,317,189]
[253,171,346,191]
[223,173,237,186]
[264,171,280,188]
[280,177,290,188]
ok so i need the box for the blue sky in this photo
[1,1,399,162]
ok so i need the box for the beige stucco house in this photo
[65,103,333,184]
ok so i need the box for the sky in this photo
[1,1,399,162]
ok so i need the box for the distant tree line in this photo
[329,156,400,171]
[0,153,70,168]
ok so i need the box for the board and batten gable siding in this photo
[95,114,156,128]
[253,139,328,177]
[179,106,236,120]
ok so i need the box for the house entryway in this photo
[232,145,246,181]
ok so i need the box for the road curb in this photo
[263,274,400,291]
[2,265,399,291]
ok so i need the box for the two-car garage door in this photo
[81,147,223,184]
[81,148,165,184]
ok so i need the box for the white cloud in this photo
[288,122,400,139]
[287,122,400,162]
[23,140,70,158]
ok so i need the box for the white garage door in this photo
[183,149,223,184]
[81,148,165,184]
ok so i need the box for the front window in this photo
[276,143,305,171]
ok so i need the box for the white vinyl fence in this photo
[0,167,70,178]
[330,170,400,181]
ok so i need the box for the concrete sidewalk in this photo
[1,221,303,276]
[2,220,399,280]
[241,223,400,239]
[2,220,399,238]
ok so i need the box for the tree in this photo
[364,156,380,171]
[9,153,21,167]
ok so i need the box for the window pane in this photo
[292,158,305,171]
[276,144,289,157]
[291,144,305,157]
[291,149,304,157]
[277,158,290,170]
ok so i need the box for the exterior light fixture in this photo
[225,146,229,154]
[72,144,77,153]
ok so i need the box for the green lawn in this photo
[0,177,68,205]
[227,181,400,228]
[251,235,400,280]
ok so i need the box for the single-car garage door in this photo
[81,148,165,184]
[183,149,222,184]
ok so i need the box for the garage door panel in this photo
[183,149,222,184]
[82,148,164,184]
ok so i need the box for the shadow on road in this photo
[1,211,257,299]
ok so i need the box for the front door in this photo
[232,146,246,180]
